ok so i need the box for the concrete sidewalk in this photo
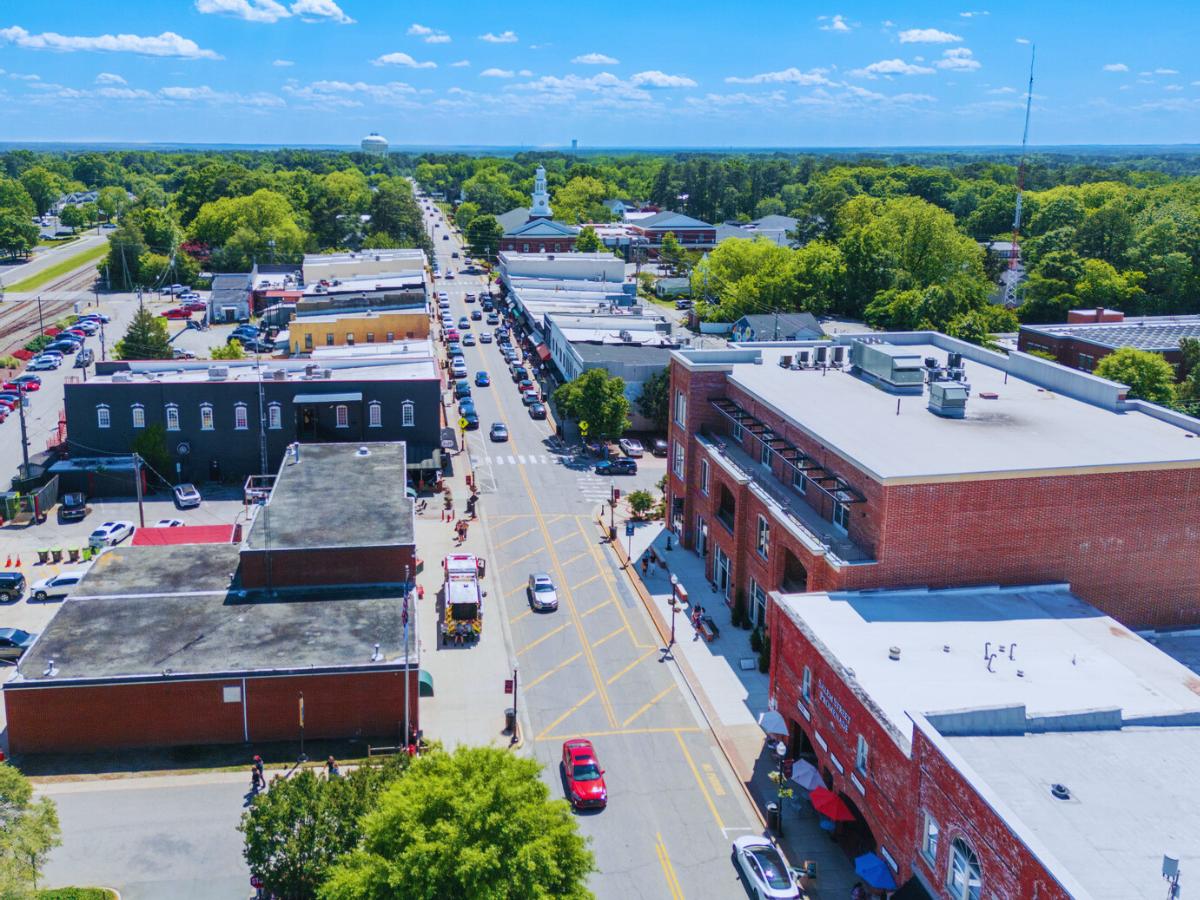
[619,519,859,898]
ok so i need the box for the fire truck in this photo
[441,553,485,645]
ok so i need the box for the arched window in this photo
[233,403,249,430]
[165,404,180,431]
[131,404,145,429]
[335,404,349,428]
[368,401,382,428]
[267,402,282,430]
[96,404,111,429]
[401,400,415,427]
[947,838,981,900]
[200,403,214,431]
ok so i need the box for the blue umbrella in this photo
[855,852,898,891]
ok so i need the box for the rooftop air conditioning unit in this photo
[112,371,132,383]
[321,368,333,379]
[831,345,846,366]
[304,364,318,378]
[796,349,811,368]
[271,369,288,381]
[814,345,828,365]
[779,355,793,369]
[207,366,228,381]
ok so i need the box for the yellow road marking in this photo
[675,730,724,831]
[556,550,589,568]
[516,622,570,656]
[535,690,597,741]
[656,832,685,900]
[507,582,531,599]
[571,573,601,592]
[544,514,568,525]
[523,652,583,690]
[509,608,533,625]
[592,624,627,649]
[623,682,676,727]
[553,530,582,546]
[575,518,656,649]
[701,762,727,797]
[535,725,701,742]
[606,646,659,685]
[580,597,611,618]
[499,547,542,571]
[493,527,536,550]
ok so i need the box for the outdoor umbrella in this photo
[790,758,824,791]
[809,787,855,822]
[758,710,788,737]
[855,852,898,891]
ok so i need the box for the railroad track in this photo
[0,265,100,356]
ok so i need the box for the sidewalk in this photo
[620,519,859,898]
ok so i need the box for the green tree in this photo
[461,169,523,215]
[1093,346,1176,404]
[310,169,372,248]
[1074,258,1146,311]
[553,368,631,440]
[241,759,410,900]
[452,201,480,230]
[659,232,691,277]
[114,305,172,360]
[319,746,594,900]
[19,167,64,216]
[574,226,602,253]
[210,341,245,360]
[465,214,504,260]
[945,306,1019,349]
[132,423,171,482]
[0,210,38,258]
[626,489,655,519]
[635,368,669,431]
[191,189,308,272]
[753,197,786,219]
[367,179,430,253]
[104,222,149,291]
[0,764,61,894]
[58,205,85,232]
[96,186,127,223]
[0,176,36,220]
[553,176,612,224]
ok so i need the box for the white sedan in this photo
[619,438,645,458]
[154,518,185,528]
[31,570,88,602]
[732,836,802,900]
[88,520,136,548]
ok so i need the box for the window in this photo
[731,420,743,441]
[335,404,349,428]
[200,404,214,431]
[1079,353,1095,371]
[165,404,180,431]
[833,501,850,532]
[801,666,812,703]
[131,404,145,429]
[749,579,767,626]
[699,459,709,495]
[948,839,982,900]
[401,400,415,427]
[760,438,774,469]
[674,390,687,426]
[921,814,940,865]
[304,333,313,350]
[793,468,807,495]
[366,332,375,343]
[386,331,395,342]
[368,401,382,428]
[856,734,869,775]
[96,405,111,429]
[234,403,249,430]
[346,333,355,346]
[756,515,770,559]
[672,441,685,478]
[325,333,334,346]
[268,403,282,430]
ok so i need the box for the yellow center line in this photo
[656,832,685,900]
[534,690,597,741]
[509,608,533,625]
[580,597,611,618]
[574,517,657,650]
[535,725,701,742]
[492,527,537,550]
[516,621,570,656]
[523,651,583,690]
[591,624,627,649]
[675,730,725,832]
[623,682,677,727]
[606,645,659,685]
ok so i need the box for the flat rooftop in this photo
[246,442,414,551]
[302,274,424,296]
[89,356,438,384]
[303,249,425,266]
[573,343,676,365]
[946,728,1200,900]
[686,337,1200,481]
[12,589,413,685]
[1024,315,1200,352]
[75,544,242,598]
[776,583,1200,747]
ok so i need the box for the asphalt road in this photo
[423,202,761,900]
[0,230,110,292]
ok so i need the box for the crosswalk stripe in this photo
[518,455,527,464]
[507,455,516,464]
[495,456,504,465]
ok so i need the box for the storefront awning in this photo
[292,392,362,404]
[535,343,552,361]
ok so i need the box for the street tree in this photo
[58,205,85,232]
[659,232,691,277]
[114,305,173,360]
[465,214,504,260]
[210,341,245,360]
[97,185,128,223]
[1093,347,1177,405]
[190,189,308,271]
[635,367,669,431]
[319,746,594,900]
[553,176,613,224]
[452,201,480,230]
[0,764,61,894]
[19,167,64,216]
[461,169,523,215]
[574,226,602,253]
[0,211,38,258]
[554,368,630,440]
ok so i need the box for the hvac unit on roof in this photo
[207,366,228,381]
[779,354,793,369]
[111,371,132,383]
[795,349,811,368]
[814,345,828,365]
[831,345,846,366]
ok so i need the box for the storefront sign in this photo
[818,680,851,732]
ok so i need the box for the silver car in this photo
[527,573,559,611]
[732,836,801,900]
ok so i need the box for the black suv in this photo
[60,491,90,521]
[0,573,25,603]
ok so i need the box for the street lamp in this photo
[770,739,793,838]
[661,574,680,660]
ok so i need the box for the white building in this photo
[360,133,389,156]
[302,249,426,286]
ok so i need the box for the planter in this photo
[50,548,62,563]
[68,548,80,562]
[36,550,49,564]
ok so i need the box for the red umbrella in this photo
[809,787,855,822]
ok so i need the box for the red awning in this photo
[264,290,303,299]
[132,524,239,546]
[535,344,551,361]
[809,787,856,822]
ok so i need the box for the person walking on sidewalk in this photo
[641,555,649,578]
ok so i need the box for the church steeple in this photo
[529,165,552,219]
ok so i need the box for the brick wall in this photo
[239,545,416,589]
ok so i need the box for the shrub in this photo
[749,626,763,653]
[758,632,771,673]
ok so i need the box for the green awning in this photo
[418,669,434,697]
[292,392,363,404]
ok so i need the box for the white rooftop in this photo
[309,339,434,360]
[93,354,437,384]
[777,583,1200,748]
[302,273,424,295]
[688,336,1200,481]
[303,249,425,266]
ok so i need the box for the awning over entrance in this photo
[292,392,363,404]
[535,343,551,361]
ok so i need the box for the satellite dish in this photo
[176,442,191,456]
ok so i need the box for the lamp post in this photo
[770,739,792,838]
[403,564,411,752]
[661,573,680,660]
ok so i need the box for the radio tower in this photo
[1004,45,1036,307]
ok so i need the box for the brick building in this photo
[1018,311,1200,373]
[497,166,580,254]
[666,333,1200,630]
[767,582,1200,900]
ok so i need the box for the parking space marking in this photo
[575,517,657,650]
[535,725,701,742]
[556,550,589,568]
[499,548,543,572]
[553,530,582,547]
[655,833,685,900]
[492,527,536,551]
[523,652,583,691]
[509,608,533,625]
[580,597,611,618]
[675,730,725,832]
[535,690,597,741]
[516,621,570,657]
[591,624,627,649]
[623,683,676,728]
[701,762,727,797]
[605,646,659,685]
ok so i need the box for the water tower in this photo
[361,132,389,156]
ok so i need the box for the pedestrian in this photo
[325,755,340,778]
[253,754,264,781]
[850,882,867,900]
[641,555,649,577]
[690,605,702,640]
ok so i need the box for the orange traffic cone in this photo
[13,556,18,568]
[3,556,9,568]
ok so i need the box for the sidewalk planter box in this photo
[50,549,62,563]
[68,548,80,562]
[36,550,49,564]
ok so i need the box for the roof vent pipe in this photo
[1051,783,1071,800]
[888,646,901,661]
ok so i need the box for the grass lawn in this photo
[4,242,108,293]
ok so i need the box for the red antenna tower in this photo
[1004,45,1036,307]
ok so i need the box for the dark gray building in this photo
[209,273,252,323]
[65,355,444,484]
[730,313,824,343]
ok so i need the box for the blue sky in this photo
[1,1,1198,147]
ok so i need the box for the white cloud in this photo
[819,14,851,32]
[408,23,450,43]
[160,85,284,106]
[10,72,40,80]
[480,67,514,78]
[987,86,1016,94]
[373,52,437,69]
[935,47,980,71]
[725,67,833,86]
[630,70,697,88]
[451,59,470,67]
[1015,37,1030,44]
[573,52,619,65]
[1154,67,1180,75]
[99,86,155,100]
[407,23,433,35]
[1102,63,1128,72]
[959,10,989,17]
[284,79,418,107]
[479,31,518,43]
[0,26,221,59]
[851,58,935,78]
[518,69,533,77]
[1165,84,1184,91]
[898,28,962,43]
[94,72,126,84]
[272,58,294,66]
[194,0,290,22]
[426,34,451,44]
[288,0,354,24]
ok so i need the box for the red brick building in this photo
[766,582,1200,900]
[1018,310,1200,373]
[627,210,717,254]
[666,334,1200,630]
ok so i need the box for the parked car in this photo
[173,483,202,508]
[458,317,470,330]
[0,394,20,411]
[619,439,645,458]
[463,411,479,430]
[161,308,192,319]
[450,359,468,379]
[522,390,540,406]
[240,339,275,353]
[471,310,482,321]
[74,348,95,368]
[489,422,509,442]
[1,381,32,394]
[528,402,547,420]
[154,518,185,528]
[59,492,90,522]
[459,399,476,417]
[732,836,802,900]
[596,458,638,475]
[12,374,41,390]
[527,572,559,611]
[455,380,472,400]
[517,378,535,394]
[45,340,79,355]
[0,573,26,604]
[512,366,528,382]
[89,521,136,548]
[480,331,493,344]
[78,313,110,323]
[173,348,196,360]
[651,438,669,457]
[27,356,60,371]
[182,299,207,313]
[0,628,36,661]
[475,371,491,387]
[451,251,459,259]
[462,334,476,347]
[561,739,607,809]
[486,314,500,325]
[32,570,87,601]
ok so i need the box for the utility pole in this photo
[16,395,30,479]
[403,564,411,751]
[132,452,145,527]
[36,295,44,337]
[510,665,520,745]
[1004,44,1037,308]
[100,319,107,361]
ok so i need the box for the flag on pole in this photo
[298,693,305,728]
